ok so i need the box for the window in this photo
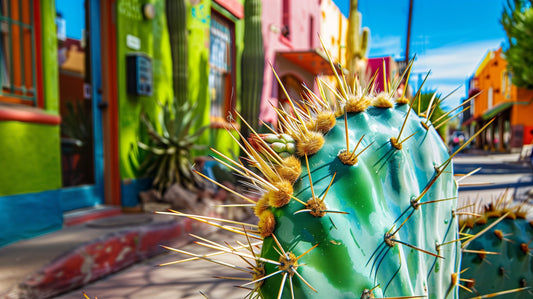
[308,16,314,48]
[0,0,37,105]
[502,70,511,99]
[281,0,290,39]
[209,11,235,125]
[488,87,493,109]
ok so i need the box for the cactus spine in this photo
[240,0,264,139]
[345,0,370,85]
[166,0,188,105]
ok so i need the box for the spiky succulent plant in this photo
[138,100,207,192]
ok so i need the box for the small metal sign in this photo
[126,34,141,50]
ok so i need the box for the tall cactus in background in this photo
[345,0,370,85]
[240,0,264,140]
[166,0,188,105]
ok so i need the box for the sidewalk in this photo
[0,207,227,299]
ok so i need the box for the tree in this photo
[501,0,533,89]
[411,91,449,141]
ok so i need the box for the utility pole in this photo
[405,0,413,64]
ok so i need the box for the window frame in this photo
[280,0,292,47]
[208,9,236,128]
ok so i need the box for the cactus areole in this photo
[256,103,460,299]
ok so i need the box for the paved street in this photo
[54,152,533,299]
[454,152,533,206]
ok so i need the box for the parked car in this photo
[449,131,465,152]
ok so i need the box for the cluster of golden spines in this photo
[275,156,301,184]
[458,193,531,230]
[337,150,359,166]
[257,209,276,238]
[396,96,410,105]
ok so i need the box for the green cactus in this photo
[240,0,265,140]
[459,200,533,298]
[159,40,478,298]
[166,0,188,105]
[255,99,460,298]
[345,0,370,84]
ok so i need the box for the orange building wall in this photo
[472,48,509,119]
[511,88,533,124]
[474,48,533,127]
[473,47,533,146]
[512,88,533,144]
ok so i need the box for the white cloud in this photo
[408,39,505,109]
[368,35,403,58]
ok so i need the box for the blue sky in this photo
[56,0,85,40]
[333,0,509,109]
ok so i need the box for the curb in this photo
[2,215,218,299]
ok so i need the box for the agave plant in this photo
[138,100,207,192]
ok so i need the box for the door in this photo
[56,0,104,211]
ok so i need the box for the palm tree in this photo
[411,91,449,140]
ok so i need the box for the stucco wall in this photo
[474,49,507,118]
[319,0,347,65]
[186,0,243,157]
[0,122,61,196]
[42,0,60,113]
[0,0,61,196]
[260,0,321,124]
[116,0,174,179]
[116,0,244,181]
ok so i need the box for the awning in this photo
[481,101,529,120]
[277,50,339,76]
[462,116,476,126]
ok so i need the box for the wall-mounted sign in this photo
[126,53,152,96]
[126,34,141,50]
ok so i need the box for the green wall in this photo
[0,0,61,196]
[185,0,210,153]
[116,0,174,179]
[186,0,243,158]
[116,0,243,180]
[0,122,61,196]
[42,0,59,113]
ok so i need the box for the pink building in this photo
[257,1,401,127]
[259,0,336,126]
[367,56,400,93]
